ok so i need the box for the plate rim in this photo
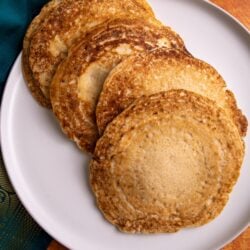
[1,1,249,249]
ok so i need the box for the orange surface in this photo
[210,0,250,30]
[222,227,250,250]
[47,1,250,249]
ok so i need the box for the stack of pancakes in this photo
[23,0,247,233]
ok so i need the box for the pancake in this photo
[26,0,157,106]
[96,49,247,136]
[22,0,59,107]
[50,19,187,153]
[90,90,244,233]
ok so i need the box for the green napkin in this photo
[0,1,52,249]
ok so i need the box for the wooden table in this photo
[48,1,250,249]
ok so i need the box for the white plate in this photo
[1,1,250,249]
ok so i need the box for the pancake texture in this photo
[22,0,59,107]
[26,0,157,106]
[50,19,187,153]
[90,90,244,233]
[96,49,247,136]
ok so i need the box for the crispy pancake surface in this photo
[96,49,247,136]
[50,19,187,153]
[22,0,59,107]
[27,0,157,106]
[90,90,244,233]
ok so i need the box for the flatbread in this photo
[96,49,247,136]
[50,19,187,153]
[90,90,244,233]
[26,0,157,106]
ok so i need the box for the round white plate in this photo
[1,1,250,249]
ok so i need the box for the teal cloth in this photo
[0,1,52,249]
[0,0,47,96]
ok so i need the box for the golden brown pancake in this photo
[90,90,244,233]
[22,0,59,107]
[26,0,157,106]
[96,49,247,136]
[50,19,187,153]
